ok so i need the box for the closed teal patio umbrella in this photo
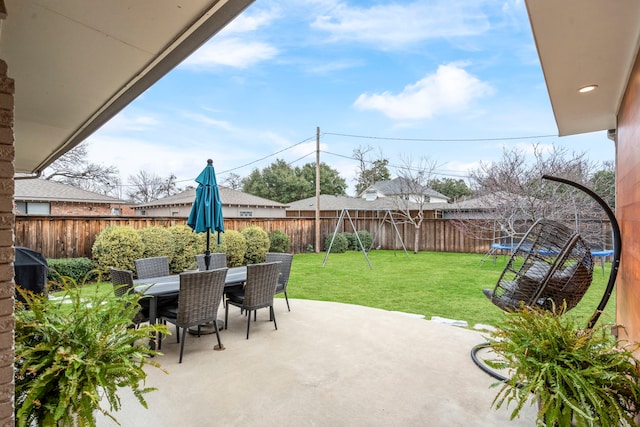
[187,159,224,270]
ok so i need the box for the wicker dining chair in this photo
[224,261,280,339]
[134,256,170,279]
[109,267,150,325]
[157,268,228,363]
[196,253,227,271]
[265,252,293,311]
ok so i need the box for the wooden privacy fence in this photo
[14,215,495,260]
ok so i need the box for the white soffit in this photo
[0,0,253,174]
[525,0,640,136]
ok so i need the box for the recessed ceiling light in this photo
[578,85,598,93]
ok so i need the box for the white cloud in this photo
[311,1,491,50]
[222,8,280,34]
[182,38,278,69]
[100,113,159,132]
[353,63,494,120]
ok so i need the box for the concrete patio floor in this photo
[97,299,537,426]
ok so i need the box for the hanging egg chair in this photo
[472,175,621,380]
[482,218,594,313]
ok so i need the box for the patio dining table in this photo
[134,266,246,349]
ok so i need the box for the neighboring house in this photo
[133,186,288,218]
[286,194,442,219]
[360,177,449,204]
[14,179,132,216]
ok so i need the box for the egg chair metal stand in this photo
[471,175,622,381]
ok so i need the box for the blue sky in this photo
[85,0,615,196]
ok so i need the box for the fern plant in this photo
[14,274,168,427]
[487,304,640,427]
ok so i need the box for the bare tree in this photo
[126,170,181,203]
[352,145,390,196]
[222,172,243,190]
[42,143,121,197]
[460,144,603,245]
[394,156,439,253]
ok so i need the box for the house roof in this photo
[134,186,288,209]
[525,0,640,136]
[287,194,425,211]
[15,179,126,204]
[364,178,448,200]
[1,0,253,175]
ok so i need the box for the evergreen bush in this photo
[356,230,373,251]
[242,225,270,264]
[46,258,96,289]
[324,233,349,253]
[168,225,202,273]
[138,226,174,260]
[221,230,246,267]
[92,226,144,273]
[268,230,291,253]
[341,232,356,250]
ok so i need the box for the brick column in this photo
[0,59,15,426]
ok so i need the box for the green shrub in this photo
[242,225,270,264]
[168,225,202,273]
[138,226,174,260]
[268,230,291,253]
[356,230,373,251]
[92,226,144,273]
[46,258,96,289]
[341,232,356,250]
[221,230,246,267]
[324,233,348,253]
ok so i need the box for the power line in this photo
[322,131,558,142]
[217,135,316,175]
[321,150,470,179]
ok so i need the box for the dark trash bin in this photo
[14,247,48,302]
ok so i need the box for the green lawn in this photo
[287,250,616,328]
[81,250,616,329]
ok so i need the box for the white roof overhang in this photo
[525,0,640,136]
[0,0,253,174]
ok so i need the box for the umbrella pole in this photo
[205,230,211,270]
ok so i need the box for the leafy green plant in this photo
[138,226,175,260]
[15,273,168,427]
[168,224,202,273]
[220,230,246,267]
[324,233,348,253]
[241,225,270,264]
[487,303,640,426]
[356,230,373,251]
[340,232,356,250]
[47,257,96,288]
[268,230,290,253]
[92,226,144,273]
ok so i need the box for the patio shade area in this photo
[96,299,536,426]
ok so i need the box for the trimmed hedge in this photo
[242,226,270,264]
[138,226,174,261]
[324,233,349,253]
[168,225,202,273]
[221,230,246,267]
[268,230,290,253]
[92,226,144,273]
[46,258,96,290]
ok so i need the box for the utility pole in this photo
[315,126,321,253]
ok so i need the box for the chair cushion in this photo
[158,306,178,319]
[226,293,244,305]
